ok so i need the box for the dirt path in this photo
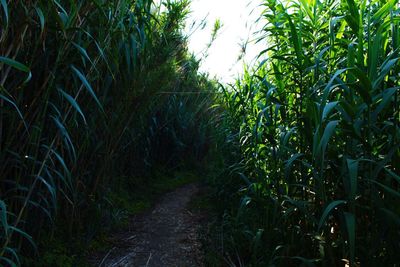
[91,183,204,267]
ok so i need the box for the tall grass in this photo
[2,0,399,265]
[0,0,216,264]
[215,0,400,265]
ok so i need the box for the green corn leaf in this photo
[318,120,339,156]
[299,0,314,21]
[8,226,37,251]
[344,212,355,266]
[36,175,56,204]
[392,11,400,50]
[51,116,67,137]
[58,88,87,124]
[51,116,76,161]
[70,65,103,111]
[3,247,20,266]
[53,0,70,27]
[0,90,29,133]
[344,14,359,35]
[336,19,347,40]
[348,68,372,104]
[34,7,45,33]
[312,125,320,158]
[373,87,398,118]
[348,43,356,68]
[339,100,356,120]
[373,58,399,89]
[72,42,93,67]
[285,153,304,178]
[49,0,65,31]
[345,0,359,19]
[346,159,358,200]
[323,68,349,104]
[282,127,296,146]
[285,13,303,67]
[0,0,8,25]
[0,200,9,236]
[368,29,382,83]
[384,167,400,184]
[238,196,252,216]
[372,0,397,24]
[344,0,359,34]
[318,200,347,231]
[0,56,32,83]
[380,57,399,79]
[49,148,72,186]
[53,0,68,17]
[0,57,30,72]
[370,179,400,198]
[322,101,338,121]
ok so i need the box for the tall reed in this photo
[0,0,215,264]
[215,0,400,265]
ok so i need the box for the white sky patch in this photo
[185,0,265,83]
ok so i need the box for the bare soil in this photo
[90,183,204,267]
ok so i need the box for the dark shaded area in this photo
[89,183,204,267]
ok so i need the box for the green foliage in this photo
[2,0,399,266]
[0,0,217,264]
[214,0,400,266]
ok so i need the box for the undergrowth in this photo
[0,0,217,264]
[28,169,202,266]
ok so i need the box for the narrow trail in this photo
[92,183,205,267]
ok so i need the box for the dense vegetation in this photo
[0,0,399,266]
[0,0,216,265]
[213,0,400,266]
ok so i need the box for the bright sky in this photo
[184,0,265,83]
